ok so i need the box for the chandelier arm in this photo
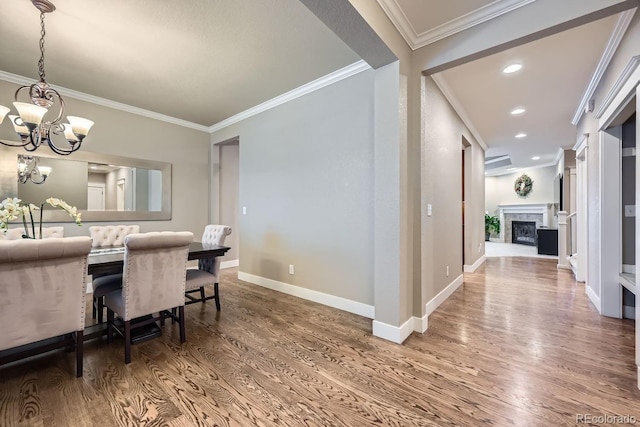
[47,139,80,156]
[0,139,31,148]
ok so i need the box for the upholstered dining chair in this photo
[185,225,232,311]
[0,226,64,240]
[0,236,92,377]
[103,231,193,364]
[89,224,140,323]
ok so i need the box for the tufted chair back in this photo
[0,236,92,376]
[198,225,232,278]
[117,231,193,320]
[89,225,140,248]
[0,226,64,240]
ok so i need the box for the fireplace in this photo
[512,221,537,246]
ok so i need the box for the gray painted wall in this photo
[0,79,211,238]
[219,141,240,261]
[485,166,557,216]
[211,70,376,305]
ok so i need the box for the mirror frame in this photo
[0,146,172,222]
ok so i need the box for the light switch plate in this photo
[427,204,432,217]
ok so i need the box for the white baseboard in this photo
[413,314,428,333]
[372,317,414,344]
[464,255,485,273]
[622,264,636,274]
[221,259,239,269]
[586,284,602,314]
[425,274,464,316]
[237,272,375,319]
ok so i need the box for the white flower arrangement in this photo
[0,197,82,238]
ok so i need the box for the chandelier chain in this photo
[38,11,46,82]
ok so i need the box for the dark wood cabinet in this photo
[536,228,558,256]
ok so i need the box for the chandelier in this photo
[18,154,51,184]
[0,0,94,156]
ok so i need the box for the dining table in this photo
[84,241,230,342]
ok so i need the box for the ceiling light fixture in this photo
[0,0,93,155]
[503,64,522,74]
[515,133,527,138]
[511,107,526,115]
[532,156,540,160]
[17,154,51,184]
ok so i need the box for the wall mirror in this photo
[0,147,171,222]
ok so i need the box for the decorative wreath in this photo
[514,173,533,197]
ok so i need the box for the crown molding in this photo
[431,74,488,151]
[378,0,536,51]
[573,133,589,153]
[594,55,640,119]
[571,8,636,125]
[486,160,558,177]
[209,60,371,133]
[554,146,564,166]
[0,70,210,132]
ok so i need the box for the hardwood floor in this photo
[0,258,638,426]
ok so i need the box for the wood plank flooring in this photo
[0,257,638,426]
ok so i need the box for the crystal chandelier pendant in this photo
[0,0,94,155]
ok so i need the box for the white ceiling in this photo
[378,0,624,174]
[0,0,360,127]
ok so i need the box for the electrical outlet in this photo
[427,204,432,217]
[289,264,294,275]
[242,206,247,215]
[446,265,449,277]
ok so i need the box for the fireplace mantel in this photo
[497,204,552,242]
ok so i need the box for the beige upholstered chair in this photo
[89,225,140,323]
[0,236,92,377]
[104,231,193,364]
[89,225,140,248]
[185,225,232,311]
[0,226,64,240]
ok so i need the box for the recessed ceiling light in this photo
[503,64,522,74]
[515,133,527,138]
[511,107,526,115]
[532,156,540,160]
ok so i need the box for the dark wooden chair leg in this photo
[172,308,177,324]
[76,330,83,377]
[214,283,221,311]
[179,306,186,343]
[97,296,104,324]
[107,308,114,343]
[199,287,205,302]
[124,320,131,364]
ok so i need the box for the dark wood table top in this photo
[87,242,230,276]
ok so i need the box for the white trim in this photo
[622,264,636,274]
[431,74,488,151]
[0,70,210,132]
[413,314,428,334]
[372,317,414,344]
[594,55,640,121]
[220,259,239,269]
[485,155,510,165]
[425,274,464,316]
[237,271,375,319]
[377,0,535,50]
[464,255,486,273]
[571,9,636,125]
[586,284,602,314]
[485,160,559,177]
[209,61,371,133]
[553,147,564,167]
[622,147,637,157]
[573,133,589,158]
